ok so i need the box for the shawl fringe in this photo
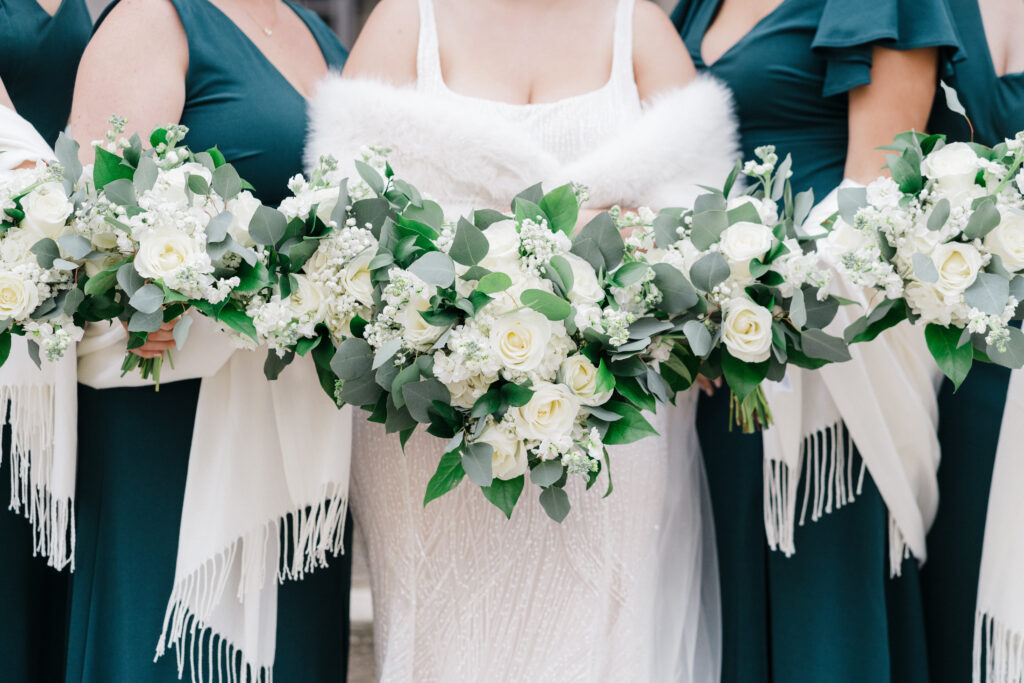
[764,422,912,576]
[155,485,349,683]
[2,385,75,570]
[975,611,1024,683]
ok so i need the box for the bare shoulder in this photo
[92,0,186,45]
[342,0,419,85]
[632,0,696,101]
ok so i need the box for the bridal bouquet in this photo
[825,131,1024,388]
[329,177,669,521]
[74,118,263,384]
[632,146,849,431]
[0,140,86,366]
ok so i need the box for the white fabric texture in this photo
[763,182,943,573]
[0,105,77,569]
[975,368,1024,683]
[306,0,737,679]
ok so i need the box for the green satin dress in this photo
[673,1,959,680]
[923,3,1024,680]
[0,2,91,681]
[65,2,352,682]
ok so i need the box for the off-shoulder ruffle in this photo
[811,0,962,98]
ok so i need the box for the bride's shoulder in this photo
[632,1,697,101]
[342,0,419,85]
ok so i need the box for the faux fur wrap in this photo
[306,75,739,214]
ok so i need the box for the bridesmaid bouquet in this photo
[0,144,85,366]
[327,177,669,521]
[825,131,1024,388]
[74,119,264,385]
[633,146,849,432]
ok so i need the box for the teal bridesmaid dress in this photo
[65,2,352,682]
[923,3,1024,681]
[673,1,959,681]
[0,2,90,682]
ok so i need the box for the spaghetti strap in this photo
[610,0,636,89]
[416,0,444,92]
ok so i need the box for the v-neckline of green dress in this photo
[195,0,331,101]
[698,0,789,68]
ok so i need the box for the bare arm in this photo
[0,76,13,111]
[70,0,189,357]
[341,0,418,84]
[69,0,188,165]
[845,46,938,184]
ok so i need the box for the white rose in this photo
[984,211,1024,272]
[563,253,604,304]
[921,142,982,201]
[20,182,73,240]
[489,309,552,372]
[134,229,200,281]
[288,273,328,321]
[512,382,579,442]
[312,187,340,225]
[400,289,444,349]
[721,297,773,363]
[905,281,954,325]
[339,248,376,307]
[559,354,612,406]
[719,221,774,266]
[148,163,212,205]
[479,220,521,271]
[84,252,124,277]
[823,219,870,263]
[226,191,261,247]
[931,242,982,296]
[447,373,493,409]
[0,273,40,320]
[476,422,527,480]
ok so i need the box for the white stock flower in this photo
[722,297,773,363]
[134,229,201,281]
[563,253,604,304]
[905,281,954,325]
[20,182,73,240]
[489,309,553,373]
[446,372,493,410]
[476,420,527,480]
[512,382,579,444]
[727,195,778,224]
[931,242,982,296]
[984,211,1024,272]
[865,177,903,209]
[147,163,211,205]
[0,273,40,320]
[226,191,261,247]
[559,354,612,406]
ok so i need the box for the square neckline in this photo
[195,0,332,101]
[418,0,637,109]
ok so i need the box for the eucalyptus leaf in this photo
[652,212,680,249]
[790,287,807,328]
[629,318,673,339]
[837,187,868,226]
[57,234,92,260]
[988,326,1024,370]
[912,253,940,283]
[963,198,1001,239]
[462,442,494,487]
[212,164,242,200]
[52,258,78,271]
[402,379,451,423]
[689,252,730,292]
[572,212,624,271]
[689,210,728,251]
[450,218,490,266]
[546,254,574,294]
[939,80,968,118]
[530,460,564,487]
[62,288,85,316]
[103,178,136,206]
[30,238,60,268]
[128,308,164,333]
[476,272,512,294]
[355,160,385,196]
[248,205,288,246]
[117,261,146,297]
[520,289,572,321]
[927,198,951,231]
[129,283,165,314]
[683,320,713,357]
[372,337,403,370]
[331,337,374,380]
[539,486,571,523]
[652,263,699,314]
[964,272,1010,316]
[800,329,851,362]
[408,251,456,288]
[611,261,649,288]
[173,314,193,349]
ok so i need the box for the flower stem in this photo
[729,386,774,433]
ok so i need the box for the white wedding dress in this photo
[307,0,738,679]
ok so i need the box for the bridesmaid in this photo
[923,2,1024,681]
[0,1,91,681]
[673,1,958,681]
[65,0,351,681]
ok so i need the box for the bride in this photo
[307,0,737,679]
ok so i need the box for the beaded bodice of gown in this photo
[350,1,718,681]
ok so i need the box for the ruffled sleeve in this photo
[811,0,962,98]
